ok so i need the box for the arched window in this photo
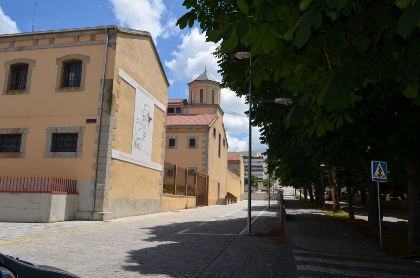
[61,59,82,87]
[9,63,29,90]
[55,54,89,92]
[3,58,36,95]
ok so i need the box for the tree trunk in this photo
[327,167,341,212]
[308,184,315,202]
[347,186,355,221]
[361,186,367,204]
[406,163,420,247]
[314,185,319,205]
[361,155,379,228]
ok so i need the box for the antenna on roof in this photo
[32,2,37,32]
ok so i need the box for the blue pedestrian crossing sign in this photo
[371,161,388,182]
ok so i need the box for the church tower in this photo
[188,68,221,106]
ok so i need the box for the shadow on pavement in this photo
[120,204,295,277]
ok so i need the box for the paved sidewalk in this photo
[284,195,420,277]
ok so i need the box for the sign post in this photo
[371,161,388,250]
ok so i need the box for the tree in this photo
[262,176,275,189]
[251,175,259,186]
[178,0,420,246]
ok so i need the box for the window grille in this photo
[167,108,175,113]
[62,60,82,87]
[189,138,196,147]
[8,63,28,90]
[176,107,182,113]
[167,169,174,177]
[0,134,21,153]
[51,133,78,152]
[169,138,176,147]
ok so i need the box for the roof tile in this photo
[167,114,217,126]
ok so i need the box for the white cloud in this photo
[165,28,219,82]
[226,127,267,153]
[166,27,267,153]
[109,0,165,40]
[0,7,19,34]
[161,17,180,39]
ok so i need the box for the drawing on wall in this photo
[132,86,154,160]
[111,68,165,171]
[133,104,153,153]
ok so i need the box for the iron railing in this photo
[0,177,77,193]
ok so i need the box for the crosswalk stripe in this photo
[295,256,418,271]
[297,265,419,278]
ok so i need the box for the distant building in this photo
[165,69,242,204]
[227,153,245,200]
[234,151,267,188]
[0,26,169,222]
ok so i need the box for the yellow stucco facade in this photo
[165,70,242,205]
[0,26,169,222]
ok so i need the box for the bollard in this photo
[279,192,286,223]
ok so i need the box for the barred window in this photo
[51,133,78,152]
[189,138,196,147]
[61,60,82,87]
[8,63,28,90]
[0,134,21,153]
[169,138,176,147]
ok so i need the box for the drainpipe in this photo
[90,27,109,220]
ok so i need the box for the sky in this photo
[0,0,267,153]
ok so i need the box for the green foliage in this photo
[177,1,420,231]
[262,177,276,188]
[251,175,259,185]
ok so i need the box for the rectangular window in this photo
[212,90,215,104]
[9,63,28,90]
[0,134,21,153]
[213,128,216,138]
[218,134,221,157]
[167,169,174,177]
[167,108,175,113]
[200,89,203,103]
[169,138,176,147]
[223,139,225,147]
[176,107,182,113]
[189,138,196,147]
[62,61,82,87]
[188,167,197,175]
[51,133,78,152]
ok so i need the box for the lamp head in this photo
[275,98,294,106]
[235,51,251,59]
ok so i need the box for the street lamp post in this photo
[320,163,326,209]
[235,52,294,235]
[235,51,252,235]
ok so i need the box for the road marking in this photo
[177,232,238,236]
[178,229,190,234]
[239,205,269,235]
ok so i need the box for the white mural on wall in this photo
[111,69,165,171]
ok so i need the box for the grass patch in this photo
[294,196,420,257]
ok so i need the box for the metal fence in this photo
[0,177,77,193]
[163,162,208,206]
